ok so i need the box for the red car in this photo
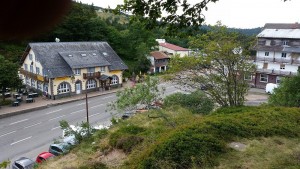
[35,152,55,163]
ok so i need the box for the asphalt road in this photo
[0,83,180,163]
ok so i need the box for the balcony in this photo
[291,59,300,65]
[274,58,291,64]
[83,72,101,79]
[256,56,275,62]
[256,68,297,76]
[19,68,48,82]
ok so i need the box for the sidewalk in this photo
[0,81,132,119]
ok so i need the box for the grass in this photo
[38,106,300,169]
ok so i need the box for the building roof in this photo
[159,42,189,51]
[150,51,170,59]
[22,42,128,78]
[264,23,300,29]
[257,29,300,39]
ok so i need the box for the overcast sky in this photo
[78,0,300,28]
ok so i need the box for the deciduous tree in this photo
[166,23,255,107]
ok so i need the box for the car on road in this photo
[12,157,35,169]
[49,143,71,156]
[35,152,55,163]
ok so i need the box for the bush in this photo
[163,90,214,114]
[0,99,13,106]
[116,135,144,153]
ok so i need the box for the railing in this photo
[19,68,48,82]
[292,59,300,65]
[256,56,292,64]
[83,72,101,79]
[256,56,275,62]
[274,58,291,64]
[256,68,297,76]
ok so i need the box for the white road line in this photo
[11,136,32,146]
[102,96,114,99]
[77,102,90,106]
[49,115,65,121]
[51,126,60,130]
[24,122,41,129]
[91,104,104,109]
[89,112,102,117]
[70,109,85,114]
[9,119,28,125]
[0,131,16,138]
[46,109,62,115]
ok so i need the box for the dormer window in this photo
[102,52,108,56]
[81,54,87,57]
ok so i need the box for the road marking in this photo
[49,115,65,121]
[89,112,101,117]
[51,126,60,130]
[91,104,104,109]
[11,136,32,145]
[46,109,62,115]
[70,109,85,114]
[24,122,41,129]
[102,96,114,99]
[0,131,16,138]
[77,102,90,106]
[10,119,28,125]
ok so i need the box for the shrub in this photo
[116,135,144,153]
[0,99,13,106]
[163,90,214,114]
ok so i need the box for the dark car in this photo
[35,152,55,163]
[12,157,35,169]
[49,143,71,156]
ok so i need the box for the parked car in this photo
[49,143,71,156]
[12,157,35,169]
[35,152,55,163]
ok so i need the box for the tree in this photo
[268,74,300,107]
[0,56,22,101]
[166,23,255,107]
[107,76,165,113]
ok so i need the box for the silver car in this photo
[12,157,35,169]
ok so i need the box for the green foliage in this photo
[0,160,10,169]
[163,90,214,114]
[59,120,93,144]
[126,106,300,168]
[0,99,13,106]
[78,162,108,169]
[0,55,22,101]
[268,74,300,107]
[107,76,164,113]
[167,22,256,107]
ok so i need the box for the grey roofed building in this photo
[22,42,128,78]
[264,23,300,29]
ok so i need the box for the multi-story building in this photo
[19,42,128,99]
[147,51,170,73]
[156,39,191,57]
[253,23,300,89]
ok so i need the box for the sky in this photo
[78,0,300,29]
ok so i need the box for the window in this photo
[74,69,81,75]
[100,66,105,72]
[29,54,33,60]
[111,75,119,85]
[37,81,42,90]
[280,64,285,70]
[263,63,268,69]
[282,40,288,45]
[43,69,48,77]
[265,52,269,56]
[36,67,40,74]
[58,83,70,94]
[265,40,271,46]
[260,74,268,83]
[30,65,33,73]
[31,79,36,87]
[87,79,96,89]
[26,77,30,85]
[87,67,95,73]
[24,64,28,71]
[276,76,281,84]
[244,73,252,81]
[281,53,287,58]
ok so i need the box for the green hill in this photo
[38,106,300,169]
